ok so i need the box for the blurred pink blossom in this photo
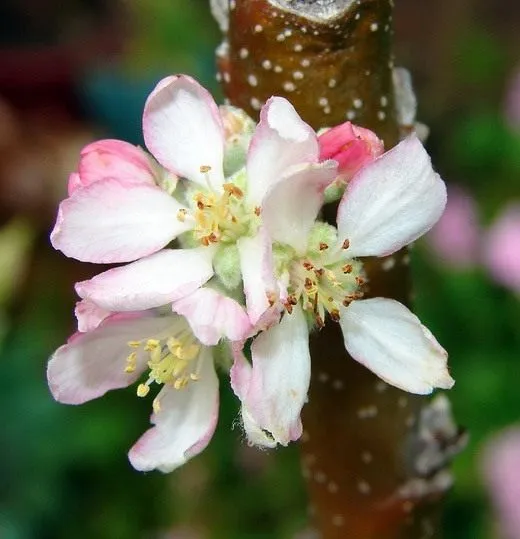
[504,68,520,130]
[482,427,520,539]
[427,185,480,268]
[483,204,520,294]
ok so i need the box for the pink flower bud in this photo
[318,121,384,180]
[69,139,155,194]
[427,186,480,268]
[483,204,520,294]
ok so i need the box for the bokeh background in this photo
[0,1,519,538]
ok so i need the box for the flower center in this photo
[284,244,365,327]
[177,167,260,247]
[125,329,202,412]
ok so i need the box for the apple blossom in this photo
[48,286,251,472]
[232,136,455,447]
[50,75,337,322]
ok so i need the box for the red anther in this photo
[342,238,350,249]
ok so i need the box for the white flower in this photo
[48,287,250,472]
[50,75,337,333]
[232,136,455,447]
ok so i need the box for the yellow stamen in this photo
[137,383,150,397]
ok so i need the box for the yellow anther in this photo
[127,340,141,348]
[200,165,212,173]
[124,352,137,373]
[223,182,244,198]
[144,339,160,351]
[190,373,200,381]
[177,209,188,222]
[137,383,150,397]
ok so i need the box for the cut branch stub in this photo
[218,0,399,144]
[217,1,456,538]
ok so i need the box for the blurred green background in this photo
[0,1,519,538]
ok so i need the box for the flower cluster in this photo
[48,75,454,472]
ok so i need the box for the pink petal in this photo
[246,97,319,204]
[73,139,155,192]
[67,172,82,196]
[318,121,384,180]
[75,248,215,311]
[128,347,219,472]
[51,178,191,263]
[47,312,179,404]
[75,299,112,332]
[337,136,447,258]
[483,204,520,293]
[172,287,252,346]
[261,161,337,253]
[339,298,454,394]
[143,75,225,190]
[244,304,310,446]
[237,227,278,326]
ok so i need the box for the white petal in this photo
[172,287,252,346]
[128,347,219,472]
[246,304,310,445]
[237,228,278,326]
[143,75,225,190]
[241,408,278,449]
[47,312,180,404]
[262,161,337,253]
[75,248,215,311]
[337,136,447,258]
[339,298,454,394]
[246,97,319,204]
[50,178,191,263]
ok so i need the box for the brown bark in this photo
[214,1,463,538]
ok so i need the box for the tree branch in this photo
[213,1,464,537]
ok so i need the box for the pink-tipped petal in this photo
[337,136,447,258]
[128,347,219,472]
[237,227,278,326]
[76,139,155,190]
[172,287,252,346]
[339,298,454,395]
[245,304,310,446]
[143,75,225,189]
[262,161,337,253]
[75,299,112,332]
[246,97,319,204]
[75,248,214,311]
[50,178,191,263]
[230,344,278,449]
[47,312,180,404]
